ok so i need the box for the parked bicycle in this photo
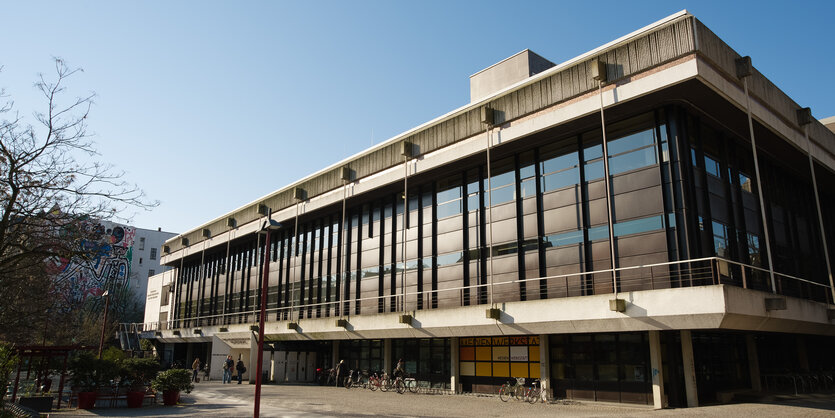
[368,372,383,391]
[348,369,372,389]
[379,372,391,392]
[523,379,546,403]
[498,377,526,401]
[404,376,418,393]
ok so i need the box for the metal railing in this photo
[138,256,832,332]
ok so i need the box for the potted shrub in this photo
[68,352,101,409]
[17,383,54,413]
[151,369,193,406]
[120,358,160,408]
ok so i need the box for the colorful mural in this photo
[47,220,136,311]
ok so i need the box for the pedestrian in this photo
[334,359,344,387]
[236,358,246,384]
[192,357,201,383]
[223,355,234,384]
[394,358,405,379]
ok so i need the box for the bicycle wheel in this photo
[526,388,539,404]
[513,385,525,400]
[395,379,406,394]
[380,377,390,392]
[499,385,511,402]
[344,377,352,389]
[369,377,378,391]
[407,378,418,393]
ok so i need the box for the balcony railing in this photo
[139,257,832,332]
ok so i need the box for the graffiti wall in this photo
[48,220,136,311]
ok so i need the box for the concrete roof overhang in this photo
[152,285,835,343]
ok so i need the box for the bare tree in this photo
[0,58,157,344]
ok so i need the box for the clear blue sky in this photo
[2,1,833,234]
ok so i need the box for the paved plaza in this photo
[45,381,835,417]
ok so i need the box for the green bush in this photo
[0,342,18,407]
[68,351,120,391]
[151,369,193,394]
[120,357,160,391]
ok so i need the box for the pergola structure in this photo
[10,345,94,409]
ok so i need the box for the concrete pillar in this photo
[539,334,550,399]
[746,334,761,391]
[648,330,665,410]
[797,336,809,371]
[384,339,393,374]
[269,349,276,383]
[450,337,459,394]
[249,331,258,384]
[186,344,194,366]
[680,330,699,407]
[210,335,232,381]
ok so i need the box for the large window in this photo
[606,128,657,175]
[713,221,729,257]
[540,143,579,193]
[436,177,462,219]
[489,158,515,205]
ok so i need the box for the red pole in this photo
[98,293,111,359]
[11,352,22,403]
[254,224,272,418]
[56,352,69,409]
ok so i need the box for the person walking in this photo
[334,359,344,387]
[236,358,246,384]
[192,357,201,383]
[223,355,234,384]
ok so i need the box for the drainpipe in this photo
[737,57,777,293]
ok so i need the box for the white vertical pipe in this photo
[742,77,777,293]
[598,80,618,297]
[803,125,835,302]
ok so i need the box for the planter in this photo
[126,391,145,408]
[18,395,53,412]
[77,391,97,409]
[162,389,179,405]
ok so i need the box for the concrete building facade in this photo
[142,11,835,408]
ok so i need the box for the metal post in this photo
[803,125,835,303]
[598,80,618,297]
[98,292,110,359]
[290,202,300,321]
[486,126,495,305]
[742,77,777,293]
[254,211,274,418]
[340,181,348,318]
[402,156,408,312]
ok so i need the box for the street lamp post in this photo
[255,211,281,418]
[97,290,110,359]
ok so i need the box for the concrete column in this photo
[249,331,258,384]
[746,334,761,391]
[649,330,665,410]
[450,337,459,394]
[539,334,550,399]
[384,339,393,374]
[797,336,809,371]
[269,349,276,383]
[186,344,194,366]
[680,330,699,407]
[210,336,232,381]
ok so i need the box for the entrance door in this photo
[275,351,287,382]
[305,352,316,381]
[287,352,299,382]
